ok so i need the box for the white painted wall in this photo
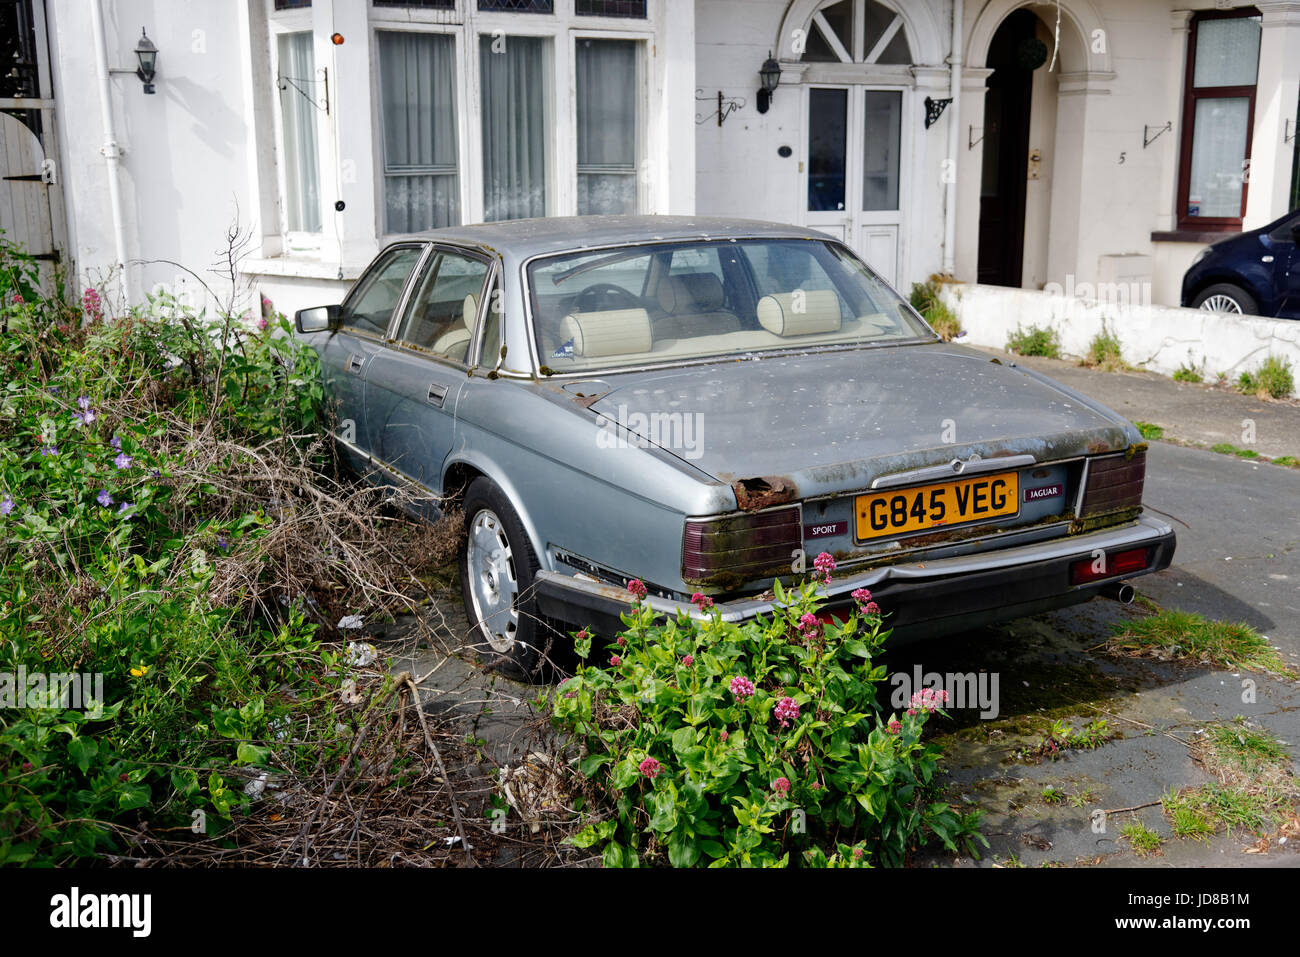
[941,281,1300,386]
[46,0,259,313]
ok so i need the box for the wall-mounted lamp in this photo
[756,52,782,114]
[134,28,157,94]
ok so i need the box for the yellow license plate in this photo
[855,472,1020,542]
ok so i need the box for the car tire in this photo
[459,477,548,680]
[1192,283,1258,316]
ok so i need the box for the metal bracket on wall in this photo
[968,125,985,150]
[1286,119,1296,145]
[924,96,952,129]
[1143,121,1172,148]
[696,89,745,127]
[277,66,329,116]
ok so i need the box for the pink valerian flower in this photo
[863,601,881,616]
[887,719,902,734]
[626,579,647,601]
[10,293,23,305]
[852,847,864,860]
[576,628,589,642]
[813,552,836,585]
[852,587,879,616]
[773,696,800,729]
[257,316,269,332]
[681,654,694,667]
[690,591,714,611]
[616,636,626,647]
[81,287,103,321]
[609,654,622,668]
[798,612,821,640]
[639,756,662,779]
[729,675,755,700]
[772,777,791,796]
[907,708,918,716]
[909,688,949,713]
[810,781,822,791]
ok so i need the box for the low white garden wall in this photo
[939,282,1300,383]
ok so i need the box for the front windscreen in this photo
[527,239,934,373]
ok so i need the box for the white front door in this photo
[803,85,904,287]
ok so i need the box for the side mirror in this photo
[295,304,341,334]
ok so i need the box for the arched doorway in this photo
[788,0,920,287]
[966,0,1111,289]
[977,10,1042,287]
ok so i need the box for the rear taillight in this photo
[1070,546,1151,584]
[1080,451,1146,517]
[683,506,801,586]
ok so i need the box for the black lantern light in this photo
[757,51,781,114]
[135,28,157,94]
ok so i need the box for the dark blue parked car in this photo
[1181,209,1300,318]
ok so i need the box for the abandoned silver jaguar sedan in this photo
[295,216,1175,674]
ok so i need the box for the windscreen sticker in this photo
[552,338,576,360]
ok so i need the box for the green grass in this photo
[1006,324,1061,359]
[1084,325,1125,371]
[909,279,963,341]
[1173,362,1203,384]
[1204,720,1289,775]
[1162,784,1280,837]
[1134,421,1164,440]
[1120,821,1163,857]
[1237,354,1295,399]
[1210,442,1260,459]
[1108,609,1296,677]
[1274,456,1300,468]
[1041,785,1064,804]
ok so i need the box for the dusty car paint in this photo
[298,216,1175,646]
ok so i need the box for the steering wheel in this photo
[574,282,641,314]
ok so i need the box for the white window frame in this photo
[267,7,326,254]
[365,0,659,242]
[570,30,651,216]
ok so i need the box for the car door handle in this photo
[346,354,365,375]
[427,383,449,407]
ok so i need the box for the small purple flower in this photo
[151,468,161,479]
[729,675,755,700]
[117,501,133,516]
[77,396,92,411]
[813,551,836,585]
[217,535,230,551]
[40,445,58,458]
[774,696,800,729]
[113,452,132,470]
[110,435,122,450]
[0,495,13,516]
[96,489,113,507]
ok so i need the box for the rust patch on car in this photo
[1087,438,1112,454]
[732,475,797,511]
[1070,506,1142,534]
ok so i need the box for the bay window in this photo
[378,30,461,233]
[576,38,640,215]
[480,35,552,222]
[276,32,323,235]
[1177,10,1261,229]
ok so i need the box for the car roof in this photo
[394,215,841,261]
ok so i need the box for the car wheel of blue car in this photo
[1192,283,1258,316]
[460,478,543,678]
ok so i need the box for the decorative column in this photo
[1243,0,1300,229]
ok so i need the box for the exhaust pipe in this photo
[1101,581,1135,605]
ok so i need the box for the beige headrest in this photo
[756,290,842,336]
[560,308,653,358]
[657,273,725,314]
[463,293,479,331]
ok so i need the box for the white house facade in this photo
[1,0,1297,320]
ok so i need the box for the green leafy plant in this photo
[1173,360,1203,384]
[548,577,986,867]
[1134,421,1164,441]
[1006,324,1061,359]
[1083,323,1125,371]
[1120,820,1162,857]
[1237,354,1294,399]
[909,278,962,342]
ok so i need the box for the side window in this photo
[341,246,423,337]
[396,248,490,363]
